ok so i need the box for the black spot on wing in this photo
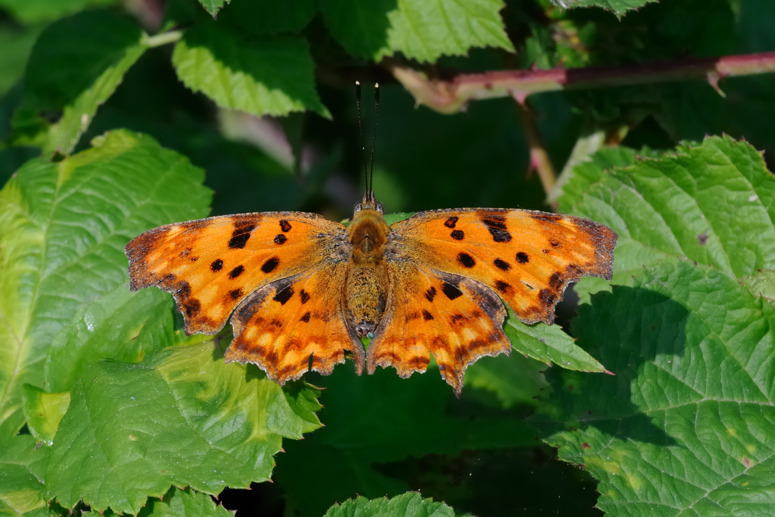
[273,285,294,305]
[183,298,200,317]
[442,282,463,300]
[261,257,279,273]
[495,280,512,294]
[228,265,244,279]
[457,252,475,268]
[210,259,223,272]
[532,213,562,223]
[228,222,256,249]
[550,240,561,248]
[549,272,563,290]
[539,289,556,305]
[494,258,511,271]
[425,286,437,302]
[422,309,434,321]
[481,215,511,242]
[228,233,251,249]
[450,230,464,240]
[178,281,191,298]
[280,220,292,232]
[444,216,458,228]
[487,227,512,243]
[300,289,310,304]
[300,311,311,322]
[516,252,529,263]
[274,234,287,244]
[229,288,243,300]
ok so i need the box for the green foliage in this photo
[533,260,775,516]
[2,0,775,516]
[325,492,455,517]
[47,342,320,513]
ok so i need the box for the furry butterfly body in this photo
[126,200,617,394]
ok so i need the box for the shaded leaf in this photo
[0,24,42,98]
[325,492,454,517]
[275,366,533,516]
[464,353,548,409]
[47,342,322,514]
[0,130,211,441]
[321,0,514,63]
[534,260,775,516]
[217,0,317,35]
[11,11,147,156]
[172,23,329,118]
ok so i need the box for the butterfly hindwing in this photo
[226,262,364,383]
[126,212,348,335]
[367,263,511,395]
[387,208,617,325]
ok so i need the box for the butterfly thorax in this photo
[345,206,389,337]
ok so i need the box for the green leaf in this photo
[46,341,322,514]
[11,11,147,156]
[548,0,657,18]
[216,0,317,35]
[0,130,211,441]
[0,24,42,98]
[43,285,176,393]
[741,269,775,303]
[464,353,548,409]
[325,492,455,517]
[172,23,329,118]
[559,136,775,282]
[0,435,48,516]
[22,386,70,446]
[505,309,607,373]
[275,366,533,516]
[195,0,227,17]
[0,0,118,24]
[320,0,514,63]
[138,487,232,517]
[533,260,775,516]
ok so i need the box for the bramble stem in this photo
[388,52,775,114]
[512,97,557,200]
[144,30,183,48]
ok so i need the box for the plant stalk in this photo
[388,51,775,114]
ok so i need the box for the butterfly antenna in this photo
[368,83,380,202]
[355,81,368,198]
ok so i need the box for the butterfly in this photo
[125,192,617,395]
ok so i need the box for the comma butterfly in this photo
[125,86,617,395]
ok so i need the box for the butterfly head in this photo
[354,193,383,215]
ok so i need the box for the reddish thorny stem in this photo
[388,51,775,198]
[388,51,775,114]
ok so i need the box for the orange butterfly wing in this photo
[226,262,363,382]
[126,212,362,382]
[368,208,617,393]
[367,264,510,395]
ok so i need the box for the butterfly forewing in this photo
[125,212,349,335]
[387,209,617,325]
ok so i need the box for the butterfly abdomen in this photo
[344,207,390,337]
